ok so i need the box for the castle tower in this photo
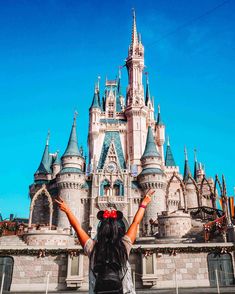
[138,126,166,225]
[88,87,101,168]
[145,75,154,125]
[34,131,52,182]
[125,10,148,167]
[52,151,61,178]
[57,114,85,229]
[184,147,198,208]
[155,105,165,161]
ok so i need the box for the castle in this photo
[30,11,215,236]
[0,12,234,292]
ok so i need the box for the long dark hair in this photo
[93,211,127,270]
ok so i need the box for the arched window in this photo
[0,256,14,291]
[100,180,111,196]
[113,180,124,196]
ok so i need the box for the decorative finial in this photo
[46,129,50,146]
[194,148,197,162]
[132,7,136,18]
[184,146,188,161]
[167,136,170,146]
[145,72,149,84]
[97,76,101,92]
[73,110,78,125]
[158,104,161,114]
[118,66,122,79]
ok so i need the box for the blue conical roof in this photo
[89,88,100,110]
[183,147,191,182]
[165,138,176,167]
[141,126,160,159]
[156,105,164,126]
[62,116,80,157]
[53,151,61,165]
[35,132,51,174]
[145,78,151,105]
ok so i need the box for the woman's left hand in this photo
[142,189,155,205]
[55,197,70,214]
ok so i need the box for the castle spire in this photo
[156,105,163,125]
[117,67,122,96]
[89,84,100,110]
[35,130,51,174]
[165,136,176,167]
[145,73,151,105]
[141,126,160,159]
[62,112,80,157]
[183,146,191,182]
[131,8,138,49]
[193,148,198,180]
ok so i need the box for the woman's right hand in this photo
[142,189,155,206]
[55,197,71,214]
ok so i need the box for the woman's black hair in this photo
[93,210,127,270]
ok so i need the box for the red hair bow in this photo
[103,210,117,219]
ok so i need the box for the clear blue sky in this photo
[0,0,234,218]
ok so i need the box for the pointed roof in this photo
[145,75,151,105]
[141,126,160,159]
[165,137,176,167]
[131,9,138,48]
[53,151,61,165]
[35,131,52,174]
[183,146,191,182]
[117,67,122,96]
[156,105,164,125]
[89,85,100,110]
[62,113,80,157]
[193,148,198,180]
[98,131,126,169]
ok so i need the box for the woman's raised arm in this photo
[125,189,155,243]
[55,197,90,247]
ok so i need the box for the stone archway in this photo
[200,175,215,208]
[166,173,186,211]
[29,185,53,229]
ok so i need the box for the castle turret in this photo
[125,11,148,166]
[34,131,52,182]
[155,105,165,161]
[52,151,61,178]
[138,126,166,227]
[165,137,176,167]
[184,148,198,208]
[88,86,101,167]
[57,114,85,229]
[145,75,154,124]
[183,146,191,183]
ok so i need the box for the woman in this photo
[56,188,154,294]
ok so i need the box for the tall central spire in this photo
[126,10,145,107]
[131,9,138,48]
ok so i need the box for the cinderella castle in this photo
[0,12,234,292]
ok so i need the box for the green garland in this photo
[0,246,234,257]
[131,245,235,255]
[0,248,83,257]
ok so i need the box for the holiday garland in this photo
[0,245,234,257]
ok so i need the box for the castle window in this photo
[108,111,114,118]
[113,180,124,196]
[109,102,114,108]
[100,179,111,196]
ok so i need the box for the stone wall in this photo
[154,252,209,288]
[10,254,68,291]
[158,210,192,238]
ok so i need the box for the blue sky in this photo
[0,0,234,218]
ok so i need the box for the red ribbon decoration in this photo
[103,210,117,219]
